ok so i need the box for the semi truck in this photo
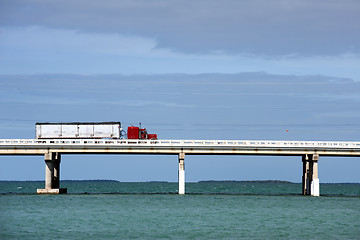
[35,122,157,140]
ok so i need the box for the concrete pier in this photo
[302,155,309,195]
[37,152,67,194]
[302,154,319,196]
[178,152,185,194]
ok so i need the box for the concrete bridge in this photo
[1,139,359,196]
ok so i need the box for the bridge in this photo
[1,139,359,196]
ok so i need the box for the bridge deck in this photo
[1,139,359,156]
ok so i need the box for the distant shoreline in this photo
[0,180,359,184]
[198,180,293,184]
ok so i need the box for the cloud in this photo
[1,0,359,57]
[0,26,157,56]
[1,26,360,79]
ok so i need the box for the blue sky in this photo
[0,0,359,183]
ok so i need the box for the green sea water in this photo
[1,181,359,239]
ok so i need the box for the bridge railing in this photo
[1,139,360,149]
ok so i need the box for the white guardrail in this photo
[0,139,360,149]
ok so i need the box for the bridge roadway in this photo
[1,139,360,195]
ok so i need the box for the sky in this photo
[0,0,360,183]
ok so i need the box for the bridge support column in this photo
[178,152,185,194]
[37,152,67,194]
[302,155,309,195]
[302,154,319,196]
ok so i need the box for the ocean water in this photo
[1,181,359,239]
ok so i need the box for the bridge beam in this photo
[37,152,67,194]
[178,152,185,194]
[302,154,319,196]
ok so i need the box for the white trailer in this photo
[35,122,122,139]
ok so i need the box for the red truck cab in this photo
[127,126,157,140]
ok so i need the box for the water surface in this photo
[1,181,359,239]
